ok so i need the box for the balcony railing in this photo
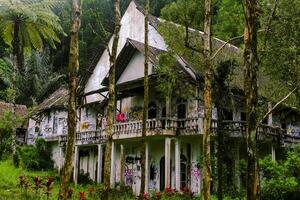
[59,117,297,146]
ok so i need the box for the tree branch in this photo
[210,35,243,60]
[184,24,202,54]
[259,82,300,125]
[263,0,280,49]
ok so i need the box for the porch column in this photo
[145,142,149,192]
[110,141,116,187]
[165,137,171,189]
[271,145,276,161]
[58,147,63,172]
[120,144,125,184]
[73,146,79,184]
[97,144,103,183]
[175,139,181,191]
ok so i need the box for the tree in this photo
[243,0,260,199]
[0,0,65,72]
[140,0,149,198]
[58,0,81,199]
[202,0,213,199]
[103,0,121,199]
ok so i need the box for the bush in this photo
[19,138,53,170]
[260,154,299,200]
[0,111,13,160]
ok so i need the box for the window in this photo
[223,109,233,120]
[177,104,186,119]
[148,102,157,119]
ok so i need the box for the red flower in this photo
[155,191,161,200]
[143,192,149,200]
[79,191,86,200]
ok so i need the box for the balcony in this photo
[59,117,293,146]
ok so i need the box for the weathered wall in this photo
[84,1,167,103]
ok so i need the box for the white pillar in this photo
[271,145,276,161]
[165,138,171,189]
[73,146,79,184]
[97,144,103,183]
[175,139,181,191]
[145,142,149,192]
[110,142,116,187]
[59,147,63,172]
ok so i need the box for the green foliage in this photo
[155,52,194,99]
[213,0,244,46]
[259,145,300,200]
[0,111,13,160]
[260,0,300,108]
[0,0,65,52]
[19,138,53,170]
[161,0,204,30]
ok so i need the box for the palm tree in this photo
[0,0,65,72]
[0,0,64,160]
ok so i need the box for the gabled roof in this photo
[0,101,27,117]
[102,38,165,86]
[0,101,28,129]
[32,86,68,115]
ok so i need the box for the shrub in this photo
[78,170,93,184]
[259,147,300,199]
[19,138,53,170]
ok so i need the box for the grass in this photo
[0,159,98,200]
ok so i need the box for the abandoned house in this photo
[27,0,300,195]
[0,101,28,144]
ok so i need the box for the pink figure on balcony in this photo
[116,112,125,122]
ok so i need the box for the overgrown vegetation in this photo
[18,138,53,170]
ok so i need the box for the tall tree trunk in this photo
[11,20,20,164]
[215,61,231,200]
[140,0,149,198]
[103,0,121,199]
[202,0,212,199]
[216,90,224,200]
[243,0,260,199]
[59,0,81,199]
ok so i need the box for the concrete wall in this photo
[27,110,68,144]
[84,1,167,103]
[117,51,153,84]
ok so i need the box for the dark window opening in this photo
[148,102,157,119]
[177,104,186,119]
[241,112,246,121]
[223,109,233,120]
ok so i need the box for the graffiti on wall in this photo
[149,161,159,190]
[59,118,68,134]
[190,161,201,194]
[124,156,141,186]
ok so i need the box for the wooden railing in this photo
[58,117,298,146]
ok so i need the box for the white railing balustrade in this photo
[58,117,291,145]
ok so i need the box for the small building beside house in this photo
[0,101,28,144]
